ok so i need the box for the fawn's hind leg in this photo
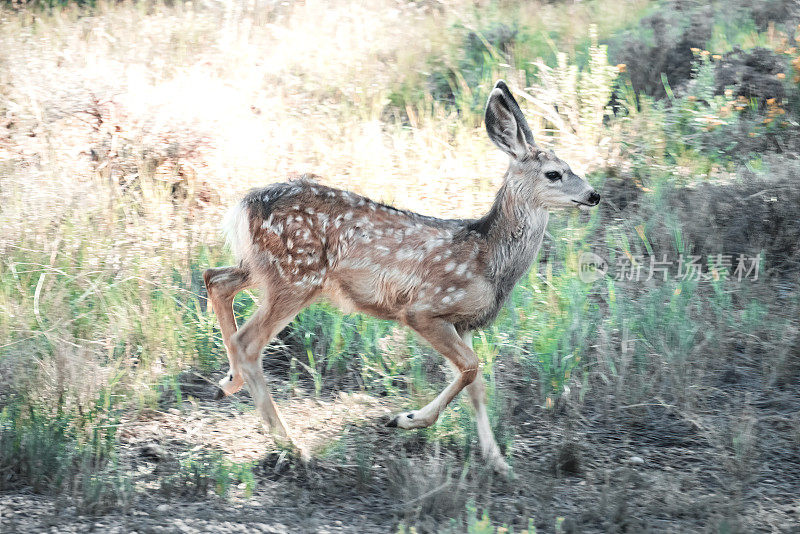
[203,266,251,397]
[228,284,318,440]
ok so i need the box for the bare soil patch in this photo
[3,353,800,533]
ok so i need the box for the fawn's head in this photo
[485,80,600,210]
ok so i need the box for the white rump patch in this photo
[222,202,251,262]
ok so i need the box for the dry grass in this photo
[0,0,627,415]
[0,0,633,228]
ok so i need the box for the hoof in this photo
[386,411,422,429]
[493,458,511,477]
[216,373,243,398]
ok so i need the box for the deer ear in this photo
[493,80,534,146]
[485,87,529,160]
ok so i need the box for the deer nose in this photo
[587,191,601,206]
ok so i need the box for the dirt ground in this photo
[2,355,799,534]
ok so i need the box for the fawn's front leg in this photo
[386,318,478,429]
[461,332,509,475]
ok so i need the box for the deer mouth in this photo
[571,199,597,209]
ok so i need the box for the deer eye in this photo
[545,171,561,181]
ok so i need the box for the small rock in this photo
[156,504,170,513]
[628,456,645,465]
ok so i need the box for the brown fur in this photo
[239,178,494,327]
[204,81,599,472]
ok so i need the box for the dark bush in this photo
[750,0,798,31]
[671,169,800,275]
[606,160,800,276]
[611,0,799,101]
[714,47,786,105]
[615,7,712,99]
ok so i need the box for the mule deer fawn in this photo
[203,80,600,474]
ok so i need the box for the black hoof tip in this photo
[406,413,414,419]
[213,388,226,400]
[385,417,398,428]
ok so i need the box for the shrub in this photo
[0,402,132,514]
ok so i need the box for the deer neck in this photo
[480,176,549,300]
